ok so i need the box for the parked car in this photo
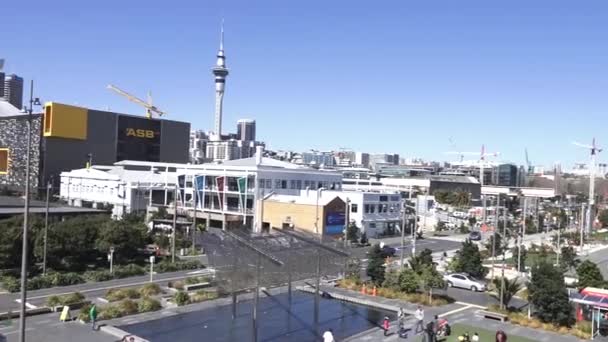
[381,245,397,257]
[444,273,486,292]
[468,231,482,241]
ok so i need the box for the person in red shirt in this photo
[383,316,390,336]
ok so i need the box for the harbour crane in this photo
[106,84,167,119]
[573,138,603,234]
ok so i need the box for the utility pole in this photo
[518,197,526,273]
[500,196,506,310]
[580,203,586,251]
[344,198,350,249]
[192,189,197,255]
[412,197,419,256]
[172,184,178,263]
[42,181,51,276]
[491,195,498,279]
[400,200,407,267]
[19,80,39,342]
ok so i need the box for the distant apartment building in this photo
[236,119,256,141]
[355,152,370,168]
[189,130,208,164]
[3,74,23,109]
[301,150,335,167]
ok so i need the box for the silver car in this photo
[444,273,486,292]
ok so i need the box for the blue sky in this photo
[4,1,608,167]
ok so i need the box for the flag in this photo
[237,177,247,210]
[194,175,205,208]
[216,176,225,209]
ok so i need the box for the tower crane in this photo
[106,84,167,119]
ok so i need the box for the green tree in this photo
[491,277,522,309]
[576,260,605,289]
[398,267,419,293]
[409,248,433,274]
[511,245,527,271]
[96,219,148,263]
[599,209,608,228]
[459,223,469,234]
[485,232,506,257]
[150,207,171,220]
[33,215,106,271]
[346,222,360,243]
[559,246,579,272]
[453,240,487,278]
[382,271,400,290]
[468,217,477,226]
[453,191,471,208]
[0,215,43,269]
[344,258,361,280]
[366,244,386,286]
[528,260,575,327]
[360,232,368,245]
[418,264,445,304]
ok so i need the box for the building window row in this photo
[258,178,341,191]
[363,203,399,214]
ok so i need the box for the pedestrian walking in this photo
[397,307,406,330]
[89,304,98,331]
[414,305,425,334]
[383,316,390,336]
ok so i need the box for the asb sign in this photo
[325,212,346,235]
[116,116,161,162]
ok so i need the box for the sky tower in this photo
[211,20,229,141]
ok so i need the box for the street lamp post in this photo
[108,247,115,275]
[343,198,350,249]
[42,180,51,276]
[172,184,178,263]
[314,188,326,236]
[18,80,41,342]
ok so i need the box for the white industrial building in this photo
[326,190,403,238]
[59,160,182,218]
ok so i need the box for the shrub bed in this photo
[173,291,190,306]
[46,292,86,307]
[138,298,162,313]
[139,283,161,297]
[337,279,452,306]
[156,260,202,273]
[190,290,218,303]
[106,288,141,302]
[1,276,20,293]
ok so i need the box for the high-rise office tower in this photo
[237,119,256,141]
[4,74,23,109]
[0,72,5,101]
[211,21,229,141]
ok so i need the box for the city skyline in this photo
[3,0,608,167]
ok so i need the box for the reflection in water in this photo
[120,292,399,342]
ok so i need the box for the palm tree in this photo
[453,190,471,208]
[491,277,522,309]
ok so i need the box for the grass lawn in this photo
[413,323,536,342]
[502,251,557,268]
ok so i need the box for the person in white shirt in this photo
[415,306,425,334]
[322,329,335,342]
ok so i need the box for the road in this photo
[0,268,214,313]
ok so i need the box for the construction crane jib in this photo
[106,84,167,119]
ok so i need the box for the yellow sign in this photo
[126,128,156,138]
[59,305,71,322]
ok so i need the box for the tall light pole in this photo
[518,197,526,273]
[172,184,178,263]
[573,139,602,235]
[500,195,506,310]
[42,180,51,276]
[19,80,40,342]
[314,188,325,236]
[343,198,350,249]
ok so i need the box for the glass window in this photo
[379,195,388,202]
[391,196,400,202]
[370,205,376,213]
[304,180,310,188]
[369,223,376,229]
[296,180,302,189]
[290,180,297,189]
[381,204,388,213]
[318,181,323,189]
[275,179,281,189]
[364,204,370,213]
[281,180,287,189]
[259,179,266,188]
[265,179,271,189]
[351,204,358,213]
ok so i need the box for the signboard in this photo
[325,212,345,235]
[116,115,161,162]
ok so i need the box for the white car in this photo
[444,273,486,292]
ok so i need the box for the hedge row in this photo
[77,298,162,323]
[1,260,204,293]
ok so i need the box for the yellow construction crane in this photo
[107,84,167,119]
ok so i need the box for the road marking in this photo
[14,299,37,309]
[438,305,477,317]
[25,275,198,300]
[454,301,487,309]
